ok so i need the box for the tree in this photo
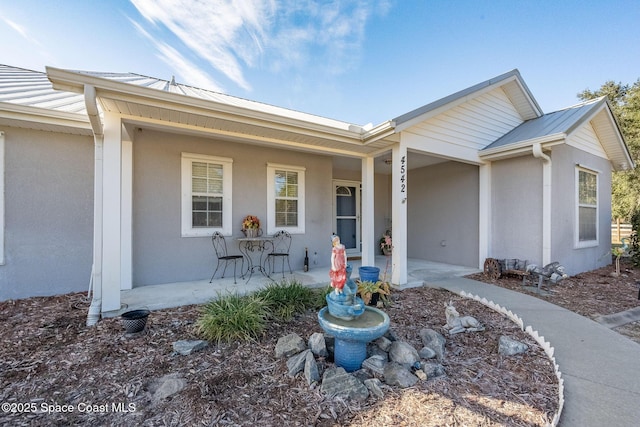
[578,79,640,220]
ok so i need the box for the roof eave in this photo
[479,133,566,161]
[46,66,366,143]
[0,100,91,132]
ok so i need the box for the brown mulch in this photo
[1,259,638,426]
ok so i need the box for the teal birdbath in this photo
[318,306,390,372]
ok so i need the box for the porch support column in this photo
[101,112,124,312]
[391,142,408,285]
[478,162,491,268]
[361,156,375,266]
[120,127,133,290]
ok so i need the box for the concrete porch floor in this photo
[109,257,480,317]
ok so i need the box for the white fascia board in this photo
[479,133,565,160]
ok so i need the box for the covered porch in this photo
[106,257,481,317]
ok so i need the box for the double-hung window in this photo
[576,166,598,246]
[181,153,233,237]
[267,163,305,234]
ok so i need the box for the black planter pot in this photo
[368,293,380,306]
[121,309,150,333]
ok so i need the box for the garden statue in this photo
[326,235,364,320]
[329,234,347,294]
[443,301,485,335]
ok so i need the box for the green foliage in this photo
[578,79,640,220]
[197,293,268,344]
[197,281,323,343]
[255,280,318,321]
[630,210,640,266]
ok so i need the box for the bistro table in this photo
[236,236,275,282]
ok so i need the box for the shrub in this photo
[255,280,318,321]
[197,293,268,343]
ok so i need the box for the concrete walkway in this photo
[427,277,640,427]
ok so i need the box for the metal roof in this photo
[0,64,85,113]
[482,97,605,151]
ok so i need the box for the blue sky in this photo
[1,0,639,125]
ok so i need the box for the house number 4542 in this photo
[400,155,406,193]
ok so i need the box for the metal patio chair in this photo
[265,230,293,278]
[210,232,245,284]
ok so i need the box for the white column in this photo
[478,162,492,268]
[391,143,408,285]
[361,157,375,266]
[101,112,122,312]
[0,131,5,265]
[120,135,133,290]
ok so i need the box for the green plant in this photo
[197,293,268,343]
[254,280,318,321]
[631,209,640,266]
[357,280,391,305]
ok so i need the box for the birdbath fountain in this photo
[318,236,390,372]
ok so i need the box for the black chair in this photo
[210,232,245,284]
[266,230,293,278]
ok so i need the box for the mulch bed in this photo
[1,286,558,426]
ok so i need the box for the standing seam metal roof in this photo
[481,97,606,150]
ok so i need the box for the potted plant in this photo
[380,230,392,256]
[242,215,261,237]
[357,279,391,306]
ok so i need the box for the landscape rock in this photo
[148,373,187,401]
[420,328,446,360]
[418,346,437,359]
[364,378,385,398]
[498,335,529,356]
[367,344,389,360]
[320,367,369,402]
[287,349,311,377]
[388,341,420,368]
[172,340,208,355]
[421,362,446,379]
[303,351,320,385]
[375,336,392,352]
[275,333,306,358]
[362,354,387,375]
[383,362,419,388]
[308,332,329,358]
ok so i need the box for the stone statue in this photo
[443,301,484,335]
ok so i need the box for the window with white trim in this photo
[576,167,598,246]
[267,163,305,234]
[181,153,233,237]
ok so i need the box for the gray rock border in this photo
[458,290,564,427]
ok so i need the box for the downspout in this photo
[532,143,551,266]
[85,85,104,326]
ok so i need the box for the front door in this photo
[334,180,361,255]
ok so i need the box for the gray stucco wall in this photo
[550,144,612,275]
[407,161,479,267]
[491,156,543,264]
[132,130,334,286]
[0,127,94,300]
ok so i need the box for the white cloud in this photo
[129,0,390,90]
[1,16,43,47]
[129,18,225,92]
